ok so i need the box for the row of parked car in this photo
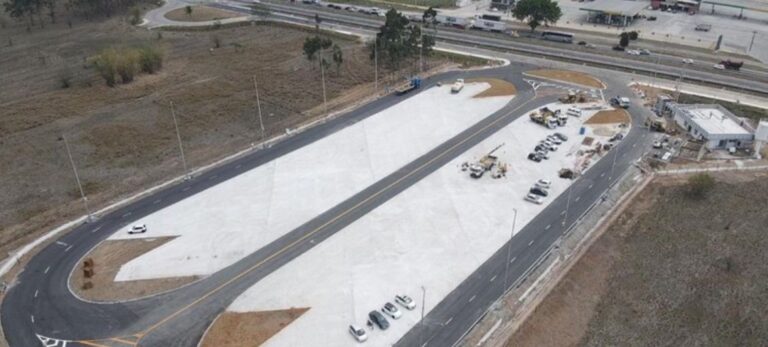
[524,179,552,204]
[304,0,386,16]
[349,294,417,342]
[527,132,568,162]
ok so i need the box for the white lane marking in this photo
[545,224,551,230]
[236,164,242,169]
[575,196,581,202]
[469,295,476,302]
[600,173,606,177]
[44,266,50,274]
[65,245,73,252]
[30,315,34,323]
[55,241,68,247]
[153,199,162,204]
[560,210,566,216]
[445,316,454,325]
[633,143,637,148]
[182,186,191,192]
[510,257,517,263]
[528,240,534,246]
[489,275,497,282]
[588,184,594,189]
[122,212,132,218]
[34,289,39,298]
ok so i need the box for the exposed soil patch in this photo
[71,237,198,301]
[509,171,768,346]
[200,308,309,347]
[584,109,630,125]
[164,6,243,22]
[526,69,605,89]
[466,78,517,98]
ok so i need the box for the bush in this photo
[628,31,639,40]
[686,173,715,199]
[115,50,138,83]
[129,6,142,25]
[94,48,119,86]
[138,46,163,73]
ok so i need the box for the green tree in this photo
[512,0,562,32]
[184,5,192,16]
[372,9,434,69]
[686,173,715,199]
[303,35,332,68]
[619,32,629,47]
[422,6,437,26]
[331,43,343,74]
[129,5,140,25]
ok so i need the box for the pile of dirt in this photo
[200,308,309,347]
[71,237,198,301]
[509,172,768,346]
[164,6,243,22]
[526,69,605,89]
[466,78,517,98]
[584,109,630,125]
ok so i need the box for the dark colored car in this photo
[528,152,542,162]
[577,41,587,45]
[368,310,390,330]
[612,45,625,51]
[553,132,568,141]
[530,186,549,197]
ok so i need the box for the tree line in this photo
[3,0,149,28]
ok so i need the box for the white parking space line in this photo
[469,295,476,302]
[34,289,39,298]
[510,257,517,263]
[445,317,453,325]
[65,245,73,252]
[43,266,50,274]
[560,210,566,215]
[528,240,534,246]
[575,196,581,202]
[30,315,34,324]
[588,184,593,189]
[545,224,551,230]
[489,275,497,282]
[600,173,606,177]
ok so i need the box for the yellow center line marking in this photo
[77,340,110,347]
[110,337,138,345]
[135,95,538,344]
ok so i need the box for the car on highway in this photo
[348,324,368,342]
[612,45,625,51]
[327,3,343,9]
[381,302,402,319]
[527,152,543,162]
[368,310,390,330]
[344,5,358,11]
[626,49,640,56]
[395,294,416,310]
[713,63,725,70]
[535,179,552,189]
[639,49,651,55]
[530,186,549,197]
[128,224,147,234]
[524,193,544,204]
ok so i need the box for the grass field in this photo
[509,172,768,346]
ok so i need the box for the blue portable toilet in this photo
[579,127,586,135]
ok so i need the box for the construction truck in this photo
[559,91,588,104]
[646,117,666,132]
[530,111,558,129]
[395,77,422,95]
[719,60,743,71]
[469,144,504,178]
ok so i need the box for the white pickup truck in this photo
[451,78,464,93]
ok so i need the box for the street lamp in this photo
[503,208,518,292]
[169,101,190,180]
[419,285,426,347]
[63,135,93,222]
[253,76,266,139]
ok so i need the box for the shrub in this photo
[628,31,639,40]
[138,46,163,73]
[94,48,119,86]
[129,6,141,25]
[185,5,193,16]
[686,173,715,199]
[115,50,139,83]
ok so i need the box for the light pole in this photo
[169,101,190,179]
[374,38,378,93]
[419,285,426,346]
[320,52,328,114]
[253,76,266,139]
[503,208,518,292]
[419,24,424,74]
[63,135,93,222]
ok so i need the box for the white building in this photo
[671,104,755,149]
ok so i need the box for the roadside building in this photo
[651,0,702,13]
[491,0,515,11]
[579,0,648,27]
[654,94,675,115]
[670,104,755,149]
[755,120,768,158]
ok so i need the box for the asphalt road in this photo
[238,0,768,96]
[2,64,590,347]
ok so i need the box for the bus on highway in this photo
[541,31,574,43]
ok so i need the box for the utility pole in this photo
[749,31,757,53]
[253,76,266,139]
[63,135,93,222]
[419,24,424,74]
[169,101,190,179]
[503,208,518,292]
[320,52,328,114]
[374,38,378,93]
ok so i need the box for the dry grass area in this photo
[526,69,605,89]
[70,237,198,301]
[164,6,243,22]
[0,12,457,261]
[200,308,309,347]
[466,78,517,98]
[585,109,630,125]
[509,171,768,346]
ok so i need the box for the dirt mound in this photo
[164,6,243,22]
[585,109,630,125]
[201,308,309,347]
[71,237,198,301]
[466,78,517,98]
[526,69,605,89]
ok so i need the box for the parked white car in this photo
[128,224,147,234]
[348,325,368,342]
[381,302,402,319]
[524,193,544,204]
[535,179,552,189]
[395,294,416,310]
[451,78,464,93]
[682,58,694,64]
